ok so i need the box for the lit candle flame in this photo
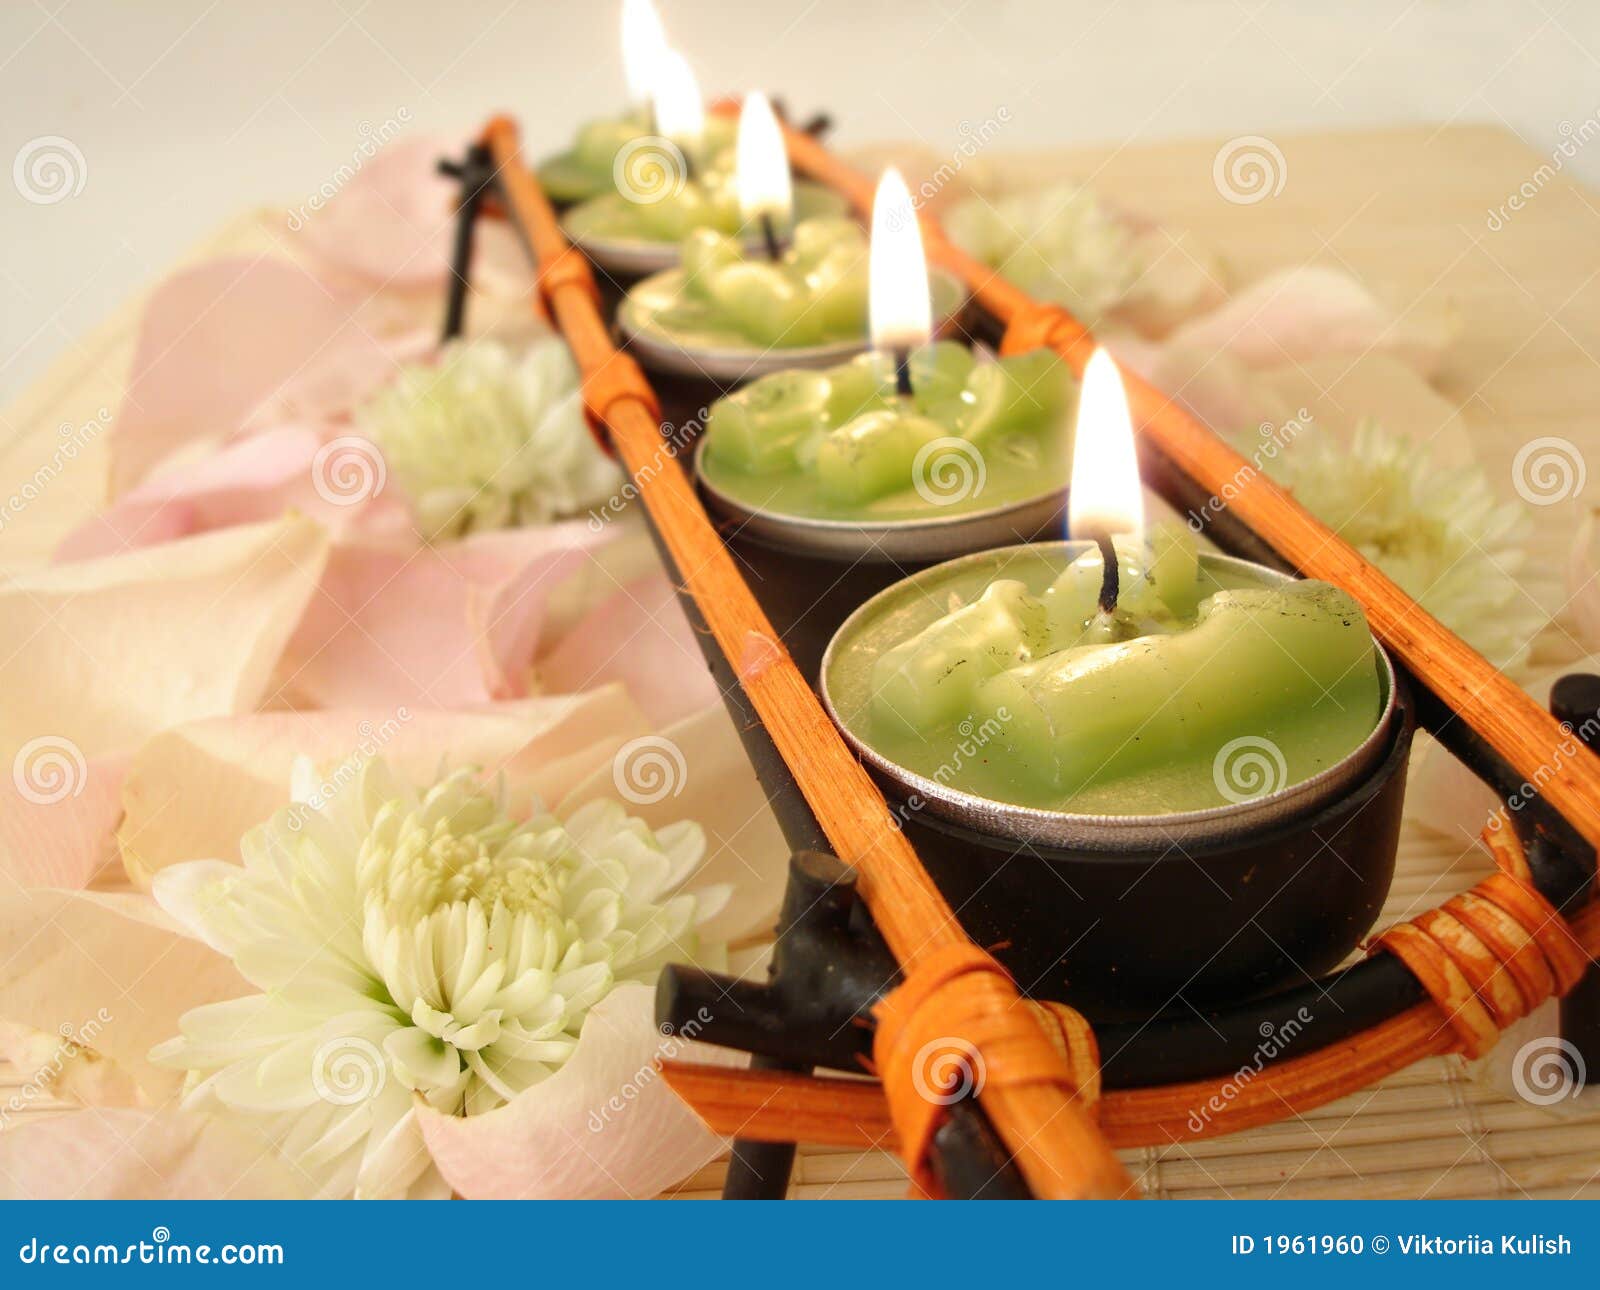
[868,168,932,353]
[1068,348,1145,540]
[621,0,668,106]
[736,91,792,226]
[651,48,705,153]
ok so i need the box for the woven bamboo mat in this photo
[4,124,1599,1199]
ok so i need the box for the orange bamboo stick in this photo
[763,111,1600,854]
[480,114,1133,1201]
[664,903,1600,1148]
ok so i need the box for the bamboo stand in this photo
[458,110,1599,1196]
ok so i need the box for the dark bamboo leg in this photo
[438,143,493,343]
[1553,673,1600,1087]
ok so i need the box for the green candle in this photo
[826,535,1385,817]
[622,216,894,348]
[538,113,738,206]
[698,342,1075,522]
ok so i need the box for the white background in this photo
[2,0,1597,402]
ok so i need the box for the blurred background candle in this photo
[869,167,932,396]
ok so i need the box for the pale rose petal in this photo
[536,570,719,726]
[108,258,406,494]
[0,751,127,889]
[292,136,457,288]
[0,889,246,1101]
[1161,266,1457,378]
[290,133,530,298]
[0,1109,304,1199]
[118,690,651,884]
[417,982,732,1199]
[280,521,614,709]
[57,424,411,562]
[0,516,329,763]
[557,701,787,946]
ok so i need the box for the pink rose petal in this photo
[1161,266,1455,378]
[109,257,408,494]
[292,133,528,296]
[281,521,613,710]
[58,424,411,563]
[537,571,718,726]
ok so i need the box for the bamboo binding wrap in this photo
[479,116,1133,1200]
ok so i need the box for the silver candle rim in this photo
[692,433,1066,563]
[560,180,851,278]
[619,266,969,383]
[818,540,1401,854]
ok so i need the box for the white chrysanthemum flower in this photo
[150,758,730,1199]
[359,338,624,540]
[1249,419,1545,672]
[946,182,1141,323]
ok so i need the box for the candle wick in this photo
[1095,534,1120,614]
[759,212,783,262]
[893,348,914,398]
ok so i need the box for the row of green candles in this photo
[541,1,1386,822]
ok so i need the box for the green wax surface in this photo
[698,343,1075,523]
[538,113,738,204]
[825,542,1385,816]
[565,179,849,247]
